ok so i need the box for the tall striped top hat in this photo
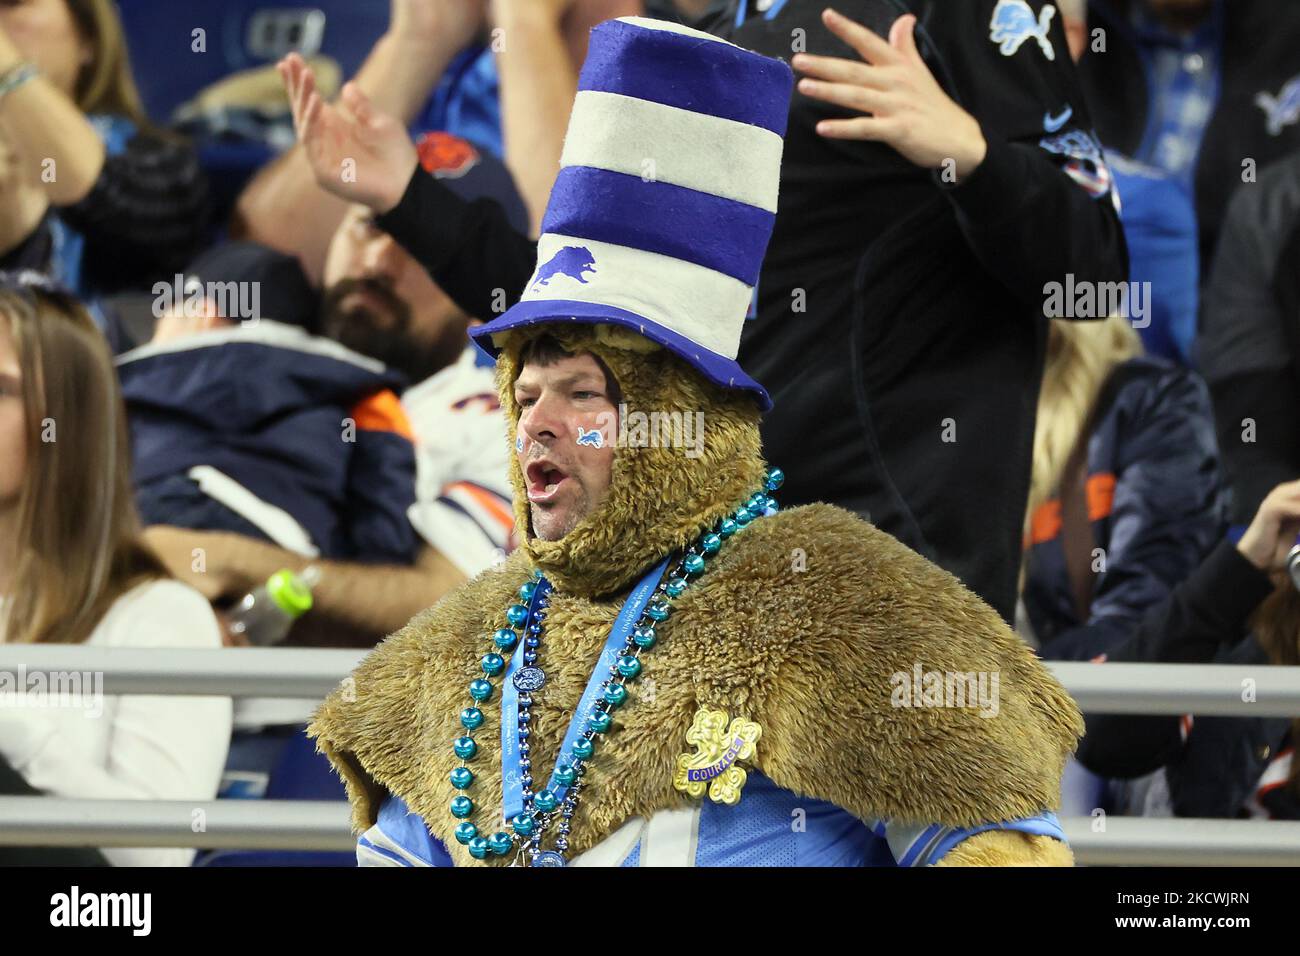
[469,17,794,411]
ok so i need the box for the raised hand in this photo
[489,0,576,24]
[278,52,418,213]
[391,0,488,49]
[793,9,987,181]
[1237,479,1300,573]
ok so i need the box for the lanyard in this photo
[500,556,672,821]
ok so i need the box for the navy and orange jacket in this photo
[116,321,419,564]
[1023,357,1228,661]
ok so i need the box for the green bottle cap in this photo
[266,569,314,618]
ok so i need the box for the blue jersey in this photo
[356,772,1064,867]
[1107,151,1199,364]
[414,47,502,158]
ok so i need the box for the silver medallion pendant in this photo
[531,850,566,867]
[513,666,547,692]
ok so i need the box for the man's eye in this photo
[516,397,535,408]
[574,391,598,400]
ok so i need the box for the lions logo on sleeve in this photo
[1039,128,1114,201]
[1256,74,1300,137]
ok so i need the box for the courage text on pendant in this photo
[673,707,763,806]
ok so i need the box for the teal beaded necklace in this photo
[445,466,785,866]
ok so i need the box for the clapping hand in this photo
[278,52,418,213]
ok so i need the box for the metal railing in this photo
[0,645,366,699]
[3,646,1299,714]
[1048,661,1300,716]
[3,648,1300,864]
[0,798,355,852]
[0,797,1297,865]
[1065,817,1300,867]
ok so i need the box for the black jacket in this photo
[1078,0,1300,266]
[1074,540,1284,790]
[381,0,1128,622]
[1199,152,1300,524]
[1163,637,1297,819]
[0,122,211,297]
[0,753,109,866]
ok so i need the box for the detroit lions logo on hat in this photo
[1256,74,1300,137]
[989,0,1056,61]
[1039,129,1112,199]
[533,246,597,289]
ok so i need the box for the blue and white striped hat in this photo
[469,17,793,411]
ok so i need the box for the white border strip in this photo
[521,233,751,360]
[187,465,319,558]
[562,90,783,213]
[570,816,646,867]
[614,15,734,45]
[640,806,701,866]
[116,320,387,374]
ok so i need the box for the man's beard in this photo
[529,485,592,542]
[319,278,459,384]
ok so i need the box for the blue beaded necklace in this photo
[446,467,785,866]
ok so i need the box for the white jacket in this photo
[0,579,232,865]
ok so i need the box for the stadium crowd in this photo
[1,0,1300,864]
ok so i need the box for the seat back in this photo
[195,725,355,867]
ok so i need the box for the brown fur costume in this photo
[309,325,1083,866]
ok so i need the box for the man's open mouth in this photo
[526,461,570,503]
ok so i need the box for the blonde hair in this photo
[0,286,165,644]
[66,0,153,129]
[1026,316,1144,527]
